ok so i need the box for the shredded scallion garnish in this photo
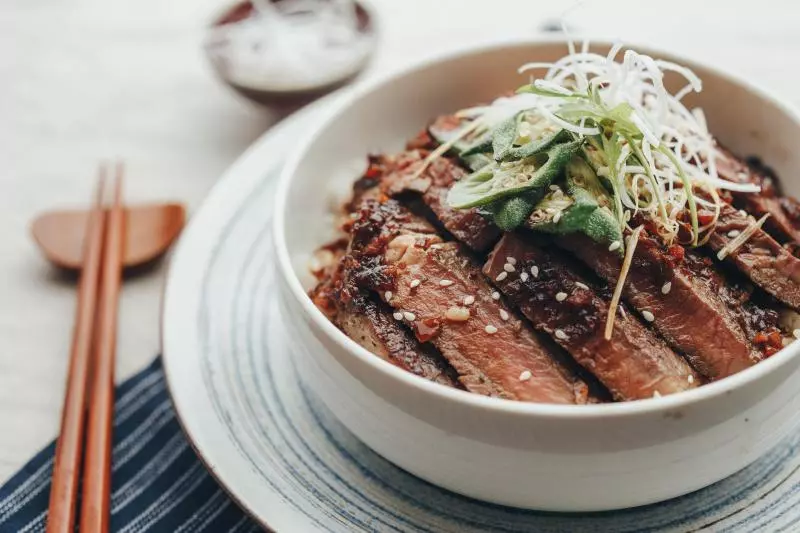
[444,43,761,250]
[605,225,644,340]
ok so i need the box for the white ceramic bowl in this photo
[273,38,800,511]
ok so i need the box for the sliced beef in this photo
[338,291,462,388]
[716,147,800,244]
[386,114,501,252]
[311,164,463,388]
[684,252,785,358]
[345,198,587,404]
[558,232,761,379]
[310,116,794,403]
[310,252,461,388]
[379,151,501,253]
[346,154,393,212]
[707,202,800,309]
[485,233,702,400]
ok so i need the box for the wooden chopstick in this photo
[80,161,126,533]
[46,167,108,533]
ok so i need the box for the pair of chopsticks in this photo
[46,163,126,533]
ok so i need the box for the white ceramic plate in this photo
[162,88,800,531]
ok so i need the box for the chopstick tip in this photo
[112,160,124,205]
[94,163,108,207]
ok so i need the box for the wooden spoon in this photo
[31,203,186,270]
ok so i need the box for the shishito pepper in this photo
[527,156,623,251]
[433,116,621,243]
[447,137,584,210]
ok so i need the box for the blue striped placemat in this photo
[5,350,800,531]
[0,358,260,533]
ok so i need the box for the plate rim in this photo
[160,96,340,532]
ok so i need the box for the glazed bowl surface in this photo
[273,38,800,511]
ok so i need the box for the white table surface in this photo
[3,0,799,484]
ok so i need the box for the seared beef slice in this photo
[559,232,760,379]
[708,203,800,309]
[716,147,800,244]
[311,253,460,388]
[485,234,701,400]
[346,198,586,404]
[338,292,461,388]
[380,151,501,253]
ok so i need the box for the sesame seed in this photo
[496,271,508,282]
[439,279,454,287]
[608,241,622,252]
[445,306,470,321]
[520,272,529,282]
[463,295,475,306]
[619,304,627,318]
[688,375,695,384]
[503,263,515,273]
[393,312,403,321]
[485,325,498,334]
[491,291,500,300]
[519,370,532,381]
[727,230,741,238]
[500,309,510,321]
[738,209,748,217]
[553,211,562,224]
[555,292,567,302]
[385,291,393,301]
[653,390,662,398]
[574,282,588,290]
[403,311,416,321]
[549,184,559,191]
[642,310,655,322]
[506,257,517,265]
[794,329,800,340]
[410,279,421,288]
[658,281,671,295]
[555,329,568,340]
[530,265,539,278]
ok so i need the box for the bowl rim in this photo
[273,35,800,419]
[207,0,378,32]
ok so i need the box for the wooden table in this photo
[2,0,798,483]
